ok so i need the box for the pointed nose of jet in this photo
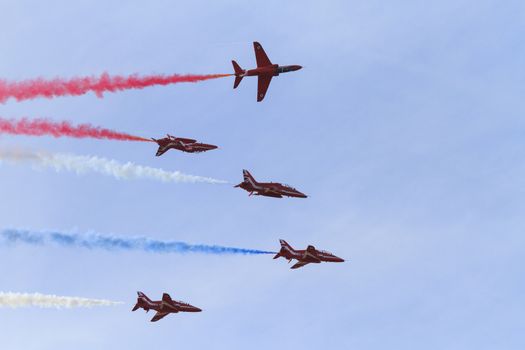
[189,306,202,312]
[291,65,302,71]
[334,256,345,263]
[296,191,308,198]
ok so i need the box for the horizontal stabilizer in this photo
[232,60,244,75]
[234,76,243,89]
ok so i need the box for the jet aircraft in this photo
[234,169,307,198]
[151,134,217,156]
[273,239,345,269]
[132,291,202,322]
[232,41,302,102]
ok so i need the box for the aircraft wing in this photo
[257,75,272,102]
[150,311,170,322]
[291,261,310,269]
[261,188,283,198]
[254,42,272,67]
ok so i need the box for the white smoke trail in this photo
[0,149,227,184]
[0,292,122,309]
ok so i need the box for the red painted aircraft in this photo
[234,169,307,198]
[232,41,302,102]
[151,134,218,156]
[273,239,345,269]
[132,291,202,322]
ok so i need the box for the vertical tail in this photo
[137,291,151,302]
[274,239,295,259]
[279,239,294,253]
[133,291,151,312]
[232,60,245,89]
[242,169,257,185]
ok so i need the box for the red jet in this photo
[232,41,302,102]
[273,239,345,269]
[234,169,307,198]
[151,134,218,156]
[132,291,202,322]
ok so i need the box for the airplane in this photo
[132,291,202,322]
[234,169,307,198]
[151,134,218,156]
[232,41,302,102]
[273,239,345,269]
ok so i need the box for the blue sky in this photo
[0,0,524,349]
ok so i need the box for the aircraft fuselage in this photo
[274,240,345,269]
[235,170,307,198]
[237,181,307,198]
[242,64,302,77]
[153,136,217,156]
[132,292,202,321]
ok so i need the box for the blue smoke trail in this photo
[0,229,275,255]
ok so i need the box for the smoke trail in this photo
[0,117,151,142]
[1,229,276,255]
[0,149,226,184]
[0,72,232,103]
[0,292,122,309]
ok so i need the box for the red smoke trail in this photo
[0,118,152,142]
[0,73,232,103]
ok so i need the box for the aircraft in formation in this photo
[132,239,344,321]
[132,42,335,322]
[273,239,345,269]
[151,134,218,156]
[234,169,307,198]
[132,291,202,322]
[232,41,302,102]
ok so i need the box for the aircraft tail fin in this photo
[232,60,245,89]
[137,291,151,302]
[133,291,150,311]
[233,76,243,89]
[232,60,244,75]
[279,239,294,252]
[242,169,256,184]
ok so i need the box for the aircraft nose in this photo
[192,306,202,312]
[293,65,303,71]
[335,256,345,263]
